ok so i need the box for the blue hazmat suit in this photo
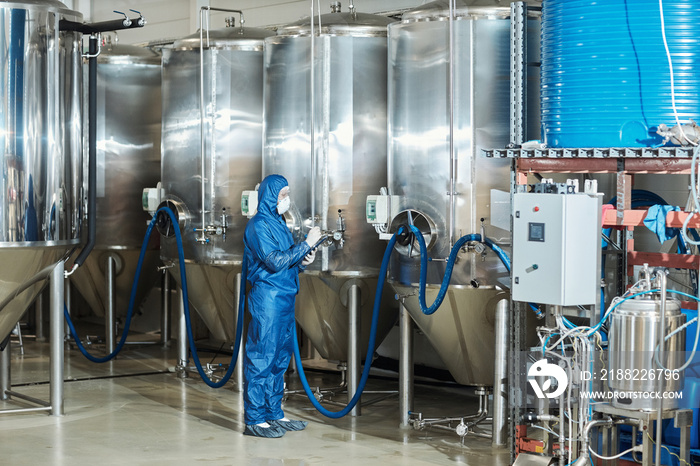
[243,174,311,426]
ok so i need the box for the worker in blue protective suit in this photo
[242,174,322,438]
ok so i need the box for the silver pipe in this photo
[320,38,331,272]
[310,0,316,227]
[64,279,71,346]
[5,390,50,407]
[196,6,246,244]
[559,391,565,466]
[35,290,45,342]
[0,406,51,415]
[0,343,9,401]
[234,272,245,393]
[492,298,508,446]
[348,284,361,416]
[574,418,613,466]
[447,0,456,247]
[177,287,188,379]
[160,271,171,347]
[399,302,414,428]
[50,261,65,416]
[656,269,668,466]
[105,255,116,355]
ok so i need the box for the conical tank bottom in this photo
[0,248,65,341]
[295,273,398,362]
[168,263,241,342]
[70,249,160,318]
[392,284,506,386]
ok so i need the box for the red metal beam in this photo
[628,251,700,270]
[602,209,700,228]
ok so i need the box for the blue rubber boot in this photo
[269,419,308,431]
[243,424,286,438]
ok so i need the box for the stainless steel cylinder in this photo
[608,294,685,410]
[71,39,162,322]
[161,272,171,346]
[105,254,116,354]
[35,291,45,342]
[0,1,83,344]
[177,288,188,378]
[50,261,65,416]
[348,284,361,416]
[234,272,244,393]
[399,302,414,428]
[0,343,9,401]
[492,298,509,446]
[161,23,273,343]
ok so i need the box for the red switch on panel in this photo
[533,206,540,212]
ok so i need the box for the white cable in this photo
[589,445,640,460]
[681,145,700,245]
[658,0,697,146]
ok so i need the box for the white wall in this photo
[85,0,423,45]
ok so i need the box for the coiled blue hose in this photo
[408,226,520,316]
[291,228,401,418]
[65,206,245,389]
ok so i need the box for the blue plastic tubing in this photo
[293,227,515,418]
[65,207,245,388]
[541,0,700,148]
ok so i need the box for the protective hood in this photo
[257,174,288,218]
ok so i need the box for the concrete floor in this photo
[0,336,509,465]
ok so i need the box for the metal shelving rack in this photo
[501,3,696,464]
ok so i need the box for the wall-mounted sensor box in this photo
[241,190,258,218]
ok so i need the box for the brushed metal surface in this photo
[262,12,396,360]
[160,26,271,338]
[0,2,82,340]
[71,42,162,318]
[295,273,398,362]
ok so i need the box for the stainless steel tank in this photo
[161,22,273,341]
[608,295,686,410]
[262,8,397,361]
[386,0,540,386]
[0,0,83,341]
[71,37,161,322]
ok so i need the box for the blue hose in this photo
[65,207,246,389]
[291,229,401,418]
[408,226,525,316]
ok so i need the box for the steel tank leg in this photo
[50,261,65,416]
[177,288,188,378]
[234,272,244,392]
[105,255,116,355]
[35,290,45,342]
[160,271,171,347]
[493,298,509,447]
[348,284,361,416]
[64,279,71,348]
[399,301,414,428]
[0,340,10,401]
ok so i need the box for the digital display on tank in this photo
[528,222,545,242]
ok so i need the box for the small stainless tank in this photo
[161,21,273,341]
[387,0,540,386]
[608,294,686,410]
[0,0,83,341]
[262,7,397,361]
[71,37,162,324]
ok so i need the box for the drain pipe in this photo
[59,12,147,274]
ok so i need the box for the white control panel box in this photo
[512,192,601,306]
[366,195,399,224]
[241,190,258,218]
